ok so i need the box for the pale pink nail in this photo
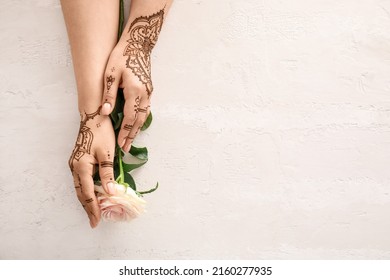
[101,103,111,115]
[107,182,115,195]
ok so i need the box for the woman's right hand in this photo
[68,107,116,228]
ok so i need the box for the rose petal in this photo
[94,183,146,222]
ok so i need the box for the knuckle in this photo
[103,92,115,104]
[72,158,90,174]
[128,83,144,94]
[104,92,115,100]
[125,114,136,123]
[99,169,113,181]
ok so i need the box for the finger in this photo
[101,66,120,115]
[117,94,140,149]
[145,102,151,121]
[78,171,101,228]
[97,149,116,195]
[71,171,95,226]
[122,98,150,153]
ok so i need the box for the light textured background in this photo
[1,0,390,259]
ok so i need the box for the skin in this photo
[60,0,173,228]
[101,0,173,152]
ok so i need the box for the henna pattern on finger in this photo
[85,198,94,204]
[111,67,115,72]
[100,161,113,168]
[123,8,165,97]
[134,96,140,112]
[68,106,101,172]
[133,96,141,117]
[137,107,147,113]
[135,96,140,105]
[106,75,115,90]
[123,124,133,131]
[77,174,83,193]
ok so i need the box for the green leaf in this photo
[110,111,118,124]
[114,112,123,130]
[124,172,136,191]
[129,146,148,160]
[110,88,125,131]
[122,160,147,173]
[118,0,125,40]
[122,146,148,172]
[93,171,100,183]
[138,182,159,195]
[141,111,153,131]
[114,166,120,182]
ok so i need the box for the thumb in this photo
[101,66,120,115]
[97,150,116,195]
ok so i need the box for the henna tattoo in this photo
[133,96,141,118]
[96,123,101,128]
[106,75,115,90]
[111,67,115,72]
[123,8,165,97]
[68,107,101,172]
[137,107,147,113]
[85,198,94,203]
[100,161,113,168]
[124,124,133,131]
[134,96,140,111]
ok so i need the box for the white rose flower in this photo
[94,183,146,222]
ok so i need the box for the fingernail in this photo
[107,182,115,195]
[101,103,111,115]
[120,139,126,148]
[90,219,96,228]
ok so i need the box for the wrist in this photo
[77,99,103,116]
[77,108,112,128]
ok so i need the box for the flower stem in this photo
[117,146,125,185]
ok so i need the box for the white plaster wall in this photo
[1,0,390,259]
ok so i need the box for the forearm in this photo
[60,0,119,113]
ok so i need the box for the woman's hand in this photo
[68,108,116,228]
[100,9,165,152]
